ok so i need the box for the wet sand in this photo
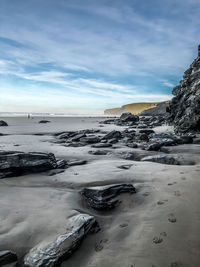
[0,116,200,267]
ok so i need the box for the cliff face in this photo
[104,102,159,115]
[168,45,200,132]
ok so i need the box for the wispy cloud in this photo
[0,0,199,113]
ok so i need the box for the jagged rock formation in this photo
[0,151,66,178]
[24,214,99,267]
[168,45,200,132]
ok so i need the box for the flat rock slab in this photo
[0,250,18,266]
[24,214,98,267]
[81,184,136,210]
[0,151,64,178]
[141,155,179,165]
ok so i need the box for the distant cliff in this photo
[104,102,159,115]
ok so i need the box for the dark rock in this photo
[120,113,139,122]
[139,133,149,142]
[168,45,200,132]
[126,143,138,148]
[141,155,179,165]
[117,164,133,170]
[38,120,50,123]
[67,160,87,167]
[79,136,100,144]
[24,214,99,267]
[102,130,122,140]
[55,131,76,139]
[139,129,155,135]
[0,120,8,126]
[0,151,61,178]
[91,143,112,148]
[81,184,136,210]
[0,250,18,266]
[69,133,86,142]
[88,150,110,155]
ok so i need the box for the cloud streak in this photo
[0,0,199,113]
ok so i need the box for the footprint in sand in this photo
[95,239,108,252]
[174,190,181,196]
[168,213,177,223]
[168,182,177,186]
[171,262,183,267]
[160,231,167,237]
[143,192,150,197]
[157,199,168,205]
[152,236,163,244]
[181,177,186,180]
[119,222,129,228]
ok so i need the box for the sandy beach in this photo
[0,116,200,267]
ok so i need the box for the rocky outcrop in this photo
[0,151,65,178]
[168,45,200,132]
[24,214,99,267]
[81,184,136,210]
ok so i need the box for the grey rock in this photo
[67,160,87,167]
[91,143,112,148]
[141,155,179,165]
[79,136,100,144]
[81,184,136,210]
[102,130,122,140]
[24,214,98,267]
[88,150,110,155]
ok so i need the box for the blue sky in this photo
[0,0,200,114]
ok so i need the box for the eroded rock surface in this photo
[24,214,98,267]
[81,184,136,210]
[168,45,200,132]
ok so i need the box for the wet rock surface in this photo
[81,184,136,210]
[23,214,99,267]
[0,250,18,266]
[168,45,200,133]
[0,151,65,178]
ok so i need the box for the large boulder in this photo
[24,214,99,267]
[168,45,200,132]
[0,151,64,178]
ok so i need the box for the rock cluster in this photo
[168,45,200,132]
[0,151,66,178]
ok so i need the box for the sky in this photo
[0,0,200,114]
